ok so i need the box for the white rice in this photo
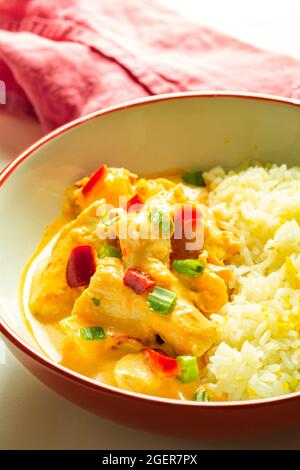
[203,163,300,400]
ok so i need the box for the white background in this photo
[1,0,300,450]
[164,0,300,59]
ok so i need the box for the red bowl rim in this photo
[1,91,300,409]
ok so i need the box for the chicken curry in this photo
[25,165,240,402]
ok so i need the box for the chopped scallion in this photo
[182,170,205,187]
[102,211,120,227]
[173,259,204,277]
[148,208,174,236]
[148,207,163,226]
[80,326,106,340]
[194,388,211,402]
[98,244,121,259]
[177,355,199,383]
[147,286,177,314]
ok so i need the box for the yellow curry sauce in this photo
[23,166,240,402]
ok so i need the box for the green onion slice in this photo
[147,286,177,314]
[182,170,205,187]
[148,208,174,236]
[177,355,199,383]
[194,388,211,402]
[173,259,204,277]
[101,211,120,227]
[80,326,106,340]
[148,207,163,227]
[91,297,100,306]
[98,244,121,259]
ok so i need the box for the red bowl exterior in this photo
[3,332,300,437]
[1,92,300,437]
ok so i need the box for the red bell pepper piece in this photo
[173,204,202,230]
[142,348,180,377]
[126,194,144,212]
[82,164,107,196]
[66,245,97,288]
[123,268,156,294]
[171,204,204,258]
[173,204,203,245]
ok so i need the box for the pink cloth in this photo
[0,0,299,132]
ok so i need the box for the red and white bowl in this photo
[1,92,300,437]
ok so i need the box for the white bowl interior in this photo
[1,95,300,349]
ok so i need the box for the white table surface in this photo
[1,0,300,450]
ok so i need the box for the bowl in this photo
[1,92,300,437]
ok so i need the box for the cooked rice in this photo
[203,163,300,401]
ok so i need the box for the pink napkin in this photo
[0,0,299,132]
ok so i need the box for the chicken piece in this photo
[194,270,228,313]
[121,187,207,268]
[119,194,173,269]
[209,264,233,285]
[204,219,240,264]
[71,258,155,341]
[61,315,142,359]
[67,167,136,214]
[60,315,143,376]
[176,258,229,313]
[135,177,176,200]
[120,217,172,271]
[71,258,216,356]
[121,195,227,319]
[178,268,229,314]
[114,352,163,394]
[29,200,108,322]
[172,182,208,205]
